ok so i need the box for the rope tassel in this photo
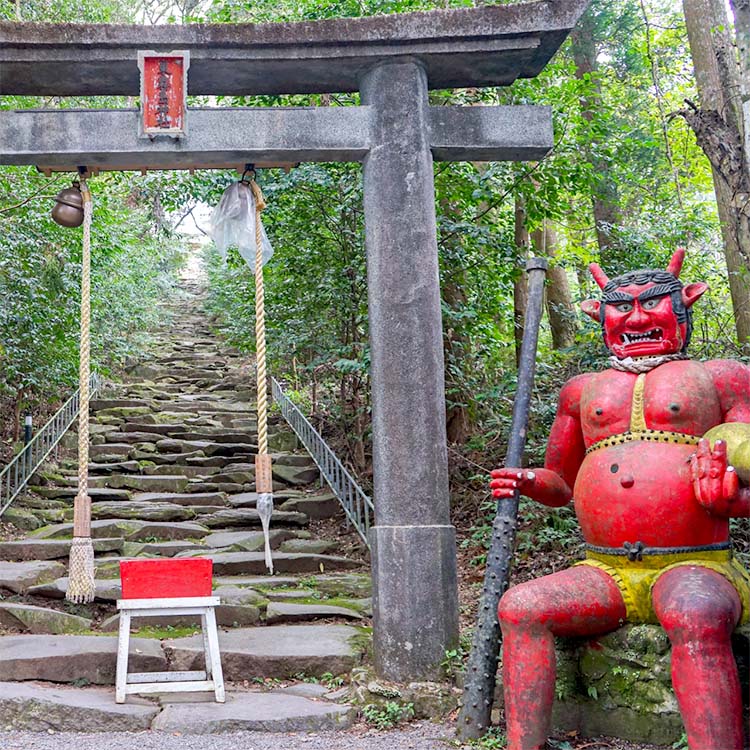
[66,179,95,604]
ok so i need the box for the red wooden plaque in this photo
[137,50,189,138]
[120,558,212,599]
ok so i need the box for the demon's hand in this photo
[490,468,537,500]
[690,439,740,516]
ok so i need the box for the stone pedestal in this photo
[494,623,750,745]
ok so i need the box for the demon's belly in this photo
[573,441,729,548]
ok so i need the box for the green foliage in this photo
[361,701,415,730]
[462,727,508,749]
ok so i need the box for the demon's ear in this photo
[682,282,708,308]
[581,299,601,321]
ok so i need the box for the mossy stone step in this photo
[0,603,92,634]
[88,474,190,493]
[165,624,364,680]
[200,508,308,529]
[90,501,197,522]
[131,491,227,506]
[27,577,122,601]
[32,519,211,541]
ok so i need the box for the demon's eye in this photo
[642,298,660,310]
[615,302,633,313]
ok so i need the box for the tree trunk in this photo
[570,5,624,267]
[532,224,578,350]
[729,0,750,159]
[513,198,530,368]
[682,0,750,345]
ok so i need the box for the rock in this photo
[213,585,266,607]
[272,463,319,486]
[401,681,462,719]
[127,521,211,541]
[279,493,341,519]
[212,575,299,589]
[226,492,258,508]
[152,691,354,733]
[0,603,92,634]
[268,432,300,452]
[0,634,166,684]
[201,551,359,576]
[316,573,372,598]
[0,537,123,561]
[280,538,338,554]
[0,682,159,731]
[278,682,330,699]
[0,561,66,594]
[265,602,363,623]
[88,460,143,474]
[90,400,149,411]
[27,578,122,601]
[89,444,133,459]
[165,625,363,680]
[95,406,153,419]
[1,508,41,530]
[142,464,210,478]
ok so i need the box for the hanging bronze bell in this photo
[51,180,84,228]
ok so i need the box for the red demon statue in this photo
[490,249,750,750]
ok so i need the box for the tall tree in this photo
[681,0,750,344]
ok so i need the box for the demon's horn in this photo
[588,262,609,290]
[666,247,685,277]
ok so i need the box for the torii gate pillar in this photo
[362,61,457,679]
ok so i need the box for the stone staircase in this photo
[0,281,371,732]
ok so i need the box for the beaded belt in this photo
[585,429,701,455]
[586,540,731,562]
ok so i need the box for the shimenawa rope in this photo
[249,179,274,574]
[67,179,96,603]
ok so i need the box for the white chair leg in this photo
[201,612,212,679]
[115,611,131,704]
[204,608,225,703]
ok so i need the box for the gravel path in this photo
[1,722,460,750]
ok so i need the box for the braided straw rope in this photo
[67,180,96,604]
[250,180,268,457]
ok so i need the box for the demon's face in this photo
[581,249,708,360]
[598,281,685,358]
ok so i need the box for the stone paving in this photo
[0,281,371,732]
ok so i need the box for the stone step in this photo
[0,634,166,683]
[0,682,159,731]
[156,439,258,457]
[27,577,122,601]
[90,501,198,522]
[0,537,123,561]
[200,508,309,528]
[185,551,360,576]
[131,491,227,506]
[88,474,190,493]
[152,691,354,733]
[29,487,132,501]
[265,601,364,624]
[165,624,363,680]
[32,519,211,541]
[202,529,300,551]
[279,493,341,518]
[0,602,92,634]
[0,561,67,594]
[87,460,143,474]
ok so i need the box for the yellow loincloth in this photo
[575,549,750,624]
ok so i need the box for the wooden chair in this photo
[116,558,225,703]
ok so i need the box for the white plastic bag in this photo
[209,181,273,271]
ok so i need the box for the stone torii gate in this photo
[0,1,588,681]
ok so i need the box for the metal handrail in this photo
[271,377,374,546]
[0,372,102,517]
